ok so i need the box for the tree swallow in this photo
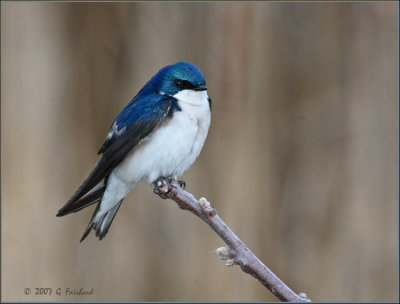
[57,62,212,242]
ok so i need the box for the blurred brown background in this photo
[2,2,398,302]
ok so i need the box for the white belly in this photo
[113,90,211,185]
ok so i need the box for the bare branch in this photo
[154,179,311,302]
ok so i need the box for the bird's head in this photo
[148,62,207,97]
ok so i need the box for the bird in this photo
[57,62,212,242]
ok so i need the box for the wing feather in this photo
[57,97,175,216]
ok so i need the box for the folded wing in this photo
[57,96,176,216]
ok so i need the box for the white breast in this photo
[114,90,211,185]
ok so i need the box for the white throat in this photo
[173,89,209,107]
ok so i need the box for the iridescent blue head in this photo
[146,62,207,96]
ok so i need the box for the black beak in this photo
[193,84,207,91]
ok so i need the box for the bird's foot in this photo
[170,176,186,189]
[152,176,186,199]
[152,177,172,198]
[177,180,186,189]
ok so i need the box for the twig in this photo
[153,179,311,302]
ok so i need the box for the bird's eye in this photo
[174,79,184,88]
[174,79,195,90]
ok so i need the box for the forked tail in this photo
[80,200,123,242]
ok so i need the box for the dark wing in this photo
[57,96,175,217]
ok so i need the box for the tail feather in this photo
[58,156,114,216]
[80,200,123,242]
